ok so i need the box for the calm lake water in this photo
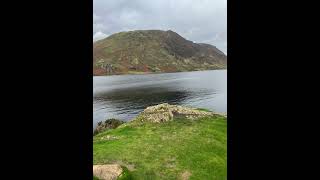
[93,70,227,128]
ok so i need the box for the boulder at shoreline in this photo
[134,103,221,123]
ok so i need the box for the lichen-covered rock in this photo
[93,164,123,180]
[135,103,218,123]
[100,135,119,141]
[94,118,124,135]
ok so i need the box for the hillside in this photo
[93,30,227,75]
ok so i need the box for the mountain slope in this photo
[93,30,227,75]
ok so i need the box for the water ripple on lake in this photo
[93,70,226,128]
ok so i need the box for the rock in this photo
[180,170,192,180]
[93,164,123,180]
[100,135,119,141]
[94,118,125,135]
[135,103,217,123]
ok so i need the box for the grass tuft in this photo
[196,108,213,112]
[93,176,100,180]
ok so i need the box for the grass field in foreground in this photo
[93,115,227,180]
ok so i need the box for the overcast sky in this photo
[93,0,227,54]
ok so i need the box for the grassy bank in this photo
[93,115,227,180]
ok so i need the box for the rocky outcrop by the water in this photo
[94,104,226,135]
[93,164,123,180]
[134,103,219,123]
[94,118,124,135]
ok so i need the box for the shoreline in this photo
[93,103,227,135]
[93,68,227,77]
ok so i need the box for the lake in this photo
[93,70,227,128]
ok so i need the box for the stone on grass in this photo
[93,164,123,180]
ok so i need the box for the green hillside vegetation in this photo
[93,30,227,75]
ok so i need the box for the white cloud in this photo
[93,31,109,42]
[93,0,227,54]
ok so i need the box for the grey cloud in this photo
[93,0,227,54]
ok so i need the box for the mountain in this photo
[93,30,227,75]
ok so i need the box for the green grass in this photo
[118,166,133,180]
[93,115,227,180]
[196,108,213,112]
[93,176,100,180]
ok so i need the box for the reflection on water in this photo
[93,70,227,128]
